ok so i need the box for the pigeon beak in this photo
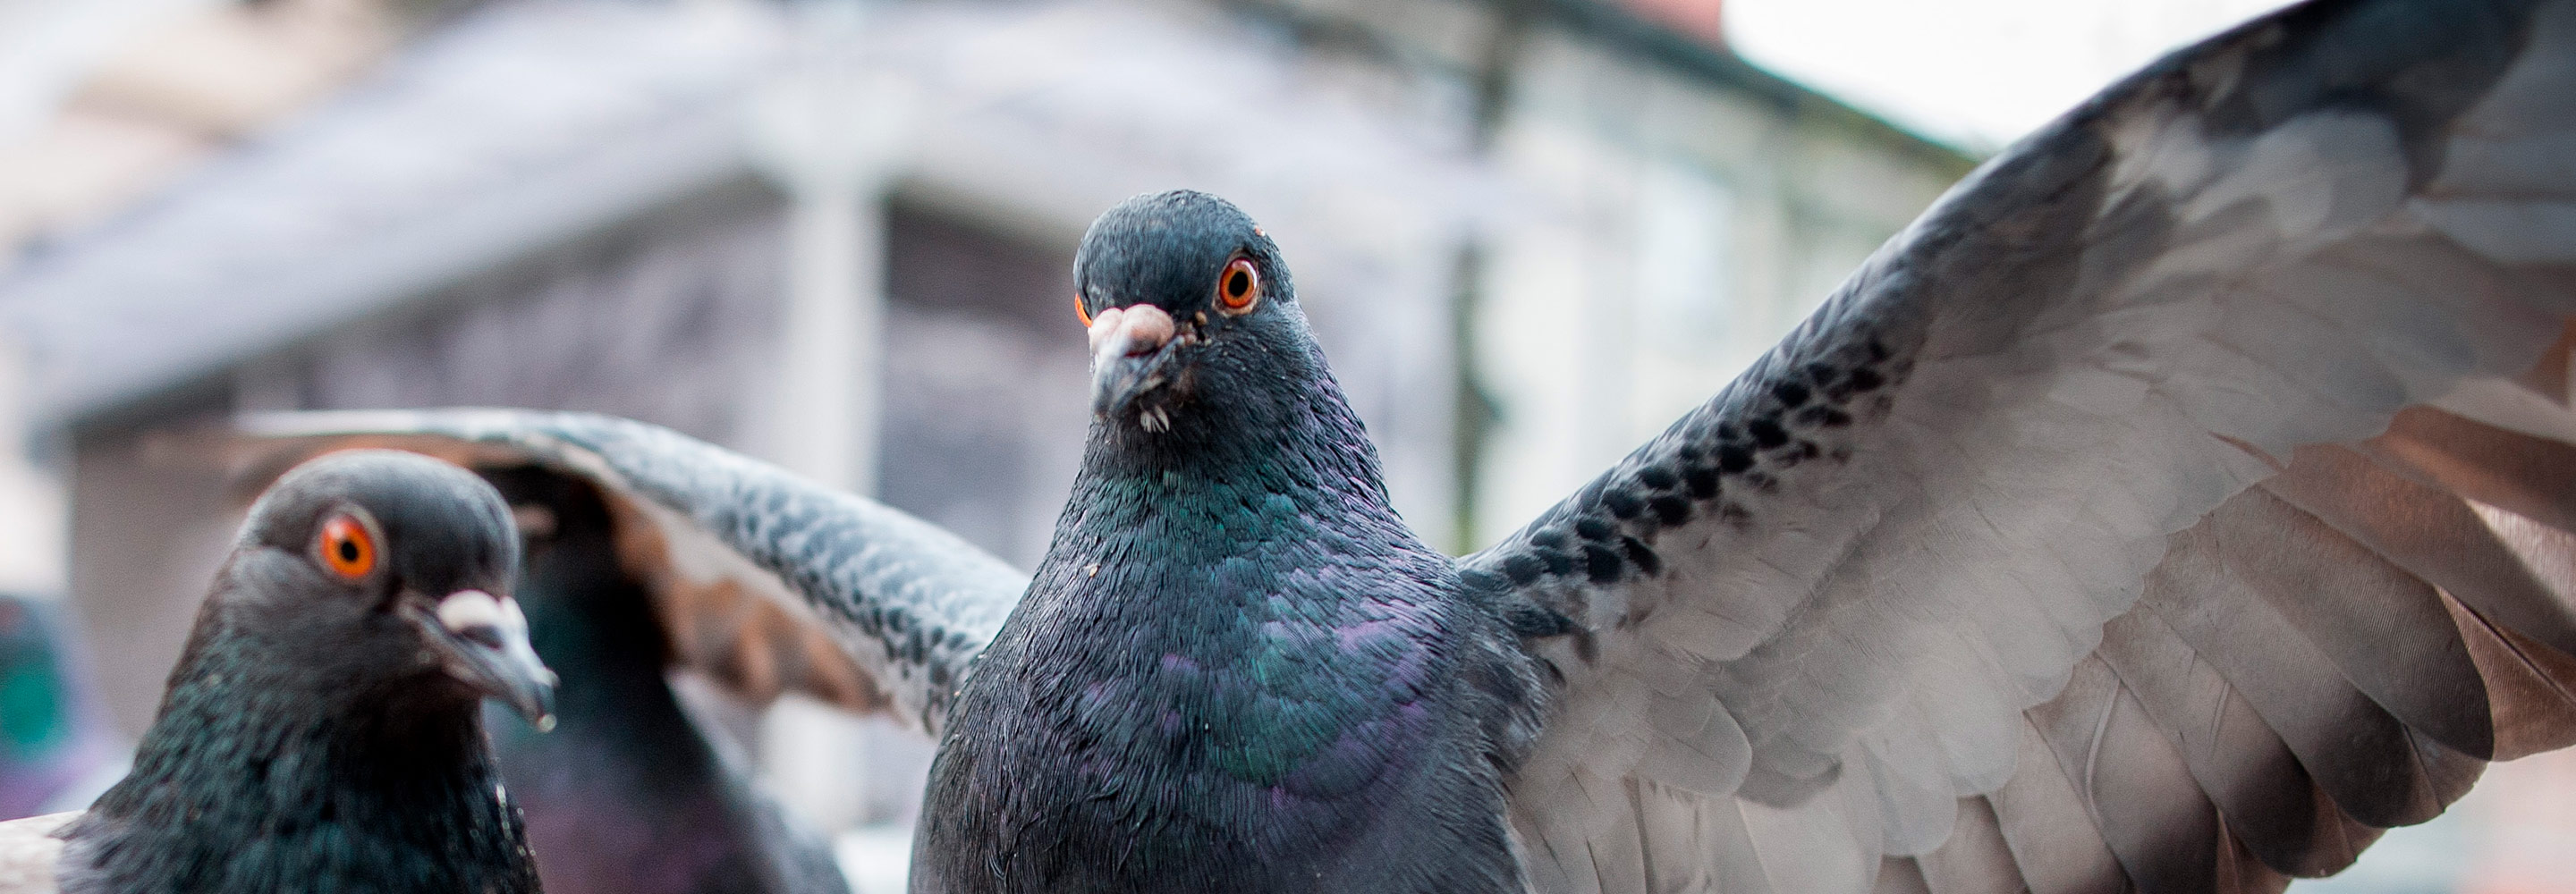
[424,589,558,730]
[1089,303,1179,421]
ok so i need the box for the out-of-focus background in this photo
[0,0,2564,891]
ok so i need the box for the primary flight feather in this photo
[243,0,2576,890]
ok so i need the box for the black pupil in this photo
[337,539,360,562]
[1227,269,1250,298]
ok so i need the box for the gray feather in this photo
[1479,2,2576,890]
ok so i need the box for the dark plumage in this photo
[915,191,1542,893]
[478,467,853,894]
[0,450,556,894]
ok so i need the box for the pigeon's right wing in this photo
[238,409,1028,735]
[1465,1,2576,892]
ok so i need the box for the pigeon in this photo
[475,465,854,894]
[242,0,2576,890]
[0,450,555,894]
[916,191,1542,892]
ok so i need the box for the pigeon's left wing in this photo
[1466,1,2576,891]
[239,409,1028,735]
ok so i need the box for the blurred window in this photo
[877,204,1086,572]
[1633,156,1735,352]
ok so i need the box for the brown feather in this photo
[2441,590,2576,759]
[2138,517,2475,828]
[2091,609,2351,876]
[2360,406,2576,535]
[1916,797,2029,894]
[2208,827,2289,894]
[2505,320,2575,406]
[1877,858,1935,894]
[2198,484,2495,758]
[2262,444,2576,657]
[1986,727,2129,894]
[602,486,883,713]
[2024,657,2220,894]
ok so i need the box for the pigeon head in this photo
[59,448,552,893]
[1076,190,1318,435]
[220,449,555,726]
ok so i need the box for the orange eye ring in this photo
[1216,257,1260,314]
[318,514,376,580]
[1074,292,1094,327]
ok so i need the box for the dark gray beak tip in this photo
[431,590,559,730]
[1090,353,1156,417]
[514,684,559,733]
[1087,303,1176,420]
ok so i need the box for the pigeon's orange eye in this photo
[1216,257,1259,315]
[1074,292,1094,327]
[318,515,375,580]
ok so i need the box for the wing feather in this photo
[1876,858,1934,894]
[2262,443,2576,655]
[1478,1,2576,890]
[2205,485,2492,758]
[2137,508,2478,829]
[2026,658,2222,894]
[2442,588,2576,758]
[1911,798,2026,894]
[1740,772,1882,894]
[2359,402,2576,532]
[2091,609,2337,875]
[1985,725,2128,894]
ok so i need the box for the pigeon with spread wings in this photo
[245,0,2576,890]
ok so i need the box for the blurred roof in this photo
[0,1,772,430]
[0,0,1965,434]
[1610,0,1723,45]
[0,0,402,258]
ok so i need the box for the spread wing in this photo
[238,409,1028,735]
[1464,1,2576,891]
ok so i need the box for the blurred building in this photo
[0,0,1993,887]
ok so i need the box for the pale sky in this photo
[1725,0,2300,152]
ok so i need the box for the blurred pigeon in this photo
[0,595,122,821]
[244,0,2576,890]
[0,451,554,893]
[477,466,854,894]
